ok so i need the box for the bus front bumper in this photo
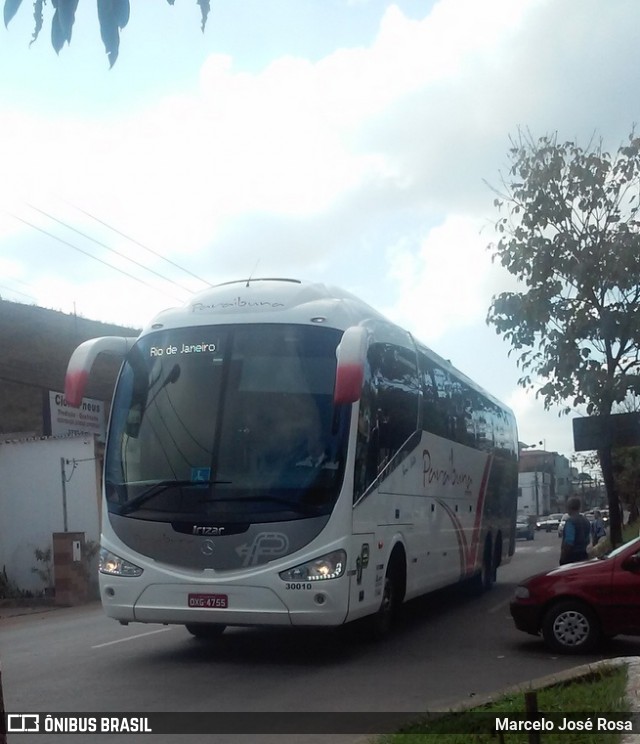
[100,580,348,627]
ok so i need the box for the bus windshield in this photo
[105,323,349,523]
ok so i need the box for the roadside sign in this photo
[573,412,640,451]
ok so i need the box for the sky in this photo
[1,0,640,464]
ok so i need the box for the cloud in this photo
[1,1,541,268]
[507,387,580,457]
[384,215,497,341]
[3,0,640,459]
[5,0,640,292]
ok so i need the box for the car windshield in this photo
[601,535,640,560]
[105,323,351,523]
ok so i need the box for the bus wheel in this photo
[366,557,404,639]
[481,539,495,591]
[185,623,226,639]
[468,539,494,595]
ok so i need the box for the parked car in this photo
[536,513,563,532]
[510,536,640,653]
[557,512,570,537]
[516,515,535,541]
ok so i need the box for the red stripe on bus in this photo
[466,455,493,572]
[64,369,89,408]
[333,362,364,404]
[438,500,469,576]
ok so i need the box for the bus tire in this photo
[185,623,226,639]
[483,538,496,590]
[469,537,494,595]
[366,552,405,639]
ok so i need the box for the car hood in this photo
[520,556,611,588]
[547,558,602,576]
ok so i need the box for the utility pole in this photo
[61,457,69,532]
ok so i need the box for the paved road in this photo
[2,529,639,743]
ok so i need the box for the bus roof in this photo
[141,277,513,417]
[142,277,387,334]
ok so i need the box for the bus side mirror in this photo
[333,326,368,405]
[65,336,136,407]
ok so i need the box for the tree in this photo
[487,129,640,546]
[613,446,640,524]
[3,0,210,67]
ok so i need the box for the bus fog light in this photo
[279,550,346,582]
[314,593,327,605]
[99,548,143,577]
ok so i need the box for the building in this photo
[0,299,138,596]
[0,299,138,439]
[518,446,572,514]
[518,470,551,516]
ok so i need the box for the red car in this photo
[510,536,640,653]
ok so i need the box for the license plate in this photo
[188,593,228,609]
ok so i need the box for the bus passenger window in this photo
[353,343,419,500]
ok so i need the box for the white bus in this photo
[66,278,518,638]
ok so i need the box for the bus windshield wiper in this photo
[117,479,231,515]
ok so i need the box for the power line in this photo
[0,283,37,302]
[63,200,213,289]
[6,212,187,304]
[0,273,42,302]
[26,203,195,295]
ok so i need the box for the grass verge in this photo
[373,524,640,742]
[375,664,630,743]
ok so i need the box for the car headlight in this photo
[99,548,143,577]
[514,586,530,600]
[279,550,346,582]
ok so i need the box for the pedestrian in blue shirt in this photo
[591,509,607,546]
[559,497,591,565]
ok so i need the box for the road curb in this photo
[448,655,640,708]
[0,600,100,620]
[350,656,640,744]
[440,656,640,743]
[622,657,640,744]
[0,605,56,620]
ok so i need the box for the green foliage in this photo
[487,129,640,420]
[3,0,211,67]
[377,665,629,744]
[51,0,78,53]
[31,546,53,589]
[0,565,31,599]
[613,446,640,521]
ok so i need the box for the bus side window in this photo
[354,342,420,501]
[354,362,377,500]
[377,344,420,454]
[418,353,448,438]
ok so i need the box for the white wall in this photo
[518,471,551,516]
[0,436,100,594]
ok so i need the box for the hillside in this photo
[0,300,140,437]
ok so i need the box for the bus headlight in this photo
[99,548,144,577]
[279,550,346,582]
